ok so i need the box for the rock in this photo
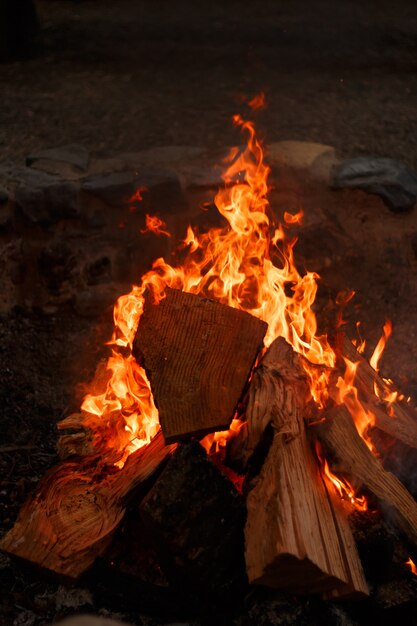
[26,144,90,178]
[82,168,186,214]
[121,146,205,169]
[332,157,417,212]
[82,172,136,206]
[267,141,339,181]
[11,169,80,224]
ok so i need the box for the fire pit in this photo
[2,112,417,625]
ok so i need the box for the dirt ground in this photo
[1,2,417,625]
[1,0,417,166]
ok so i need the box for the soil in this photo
[1,1,417,625]
[0,0,416,167]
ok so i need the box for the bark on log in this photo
[0,432,174,578]
[340,336,417,450]
[133,287,267,443]
[315,405,417,555]
[244,338,368,596]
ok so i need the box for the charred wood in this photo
[139,441,246,598]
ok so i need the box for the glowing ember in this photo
[140,213,171,237]
[79,113,336,465]
[406,557,417,576]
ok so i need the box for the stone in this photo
[332,157,417,212]
[267,141,339,180]
[26,144,90,176]
[82,168,186,214]
[14,172,80,224]
[82,172,136,206]
[120,146,205,169]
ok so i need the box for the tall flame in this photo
[80,115,336,464]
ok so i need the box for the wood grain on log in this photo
[133,288,268,443]
[0,432,174,578]
[245,338,368,596]
[316,405,417,554]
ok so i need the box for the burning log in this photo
[133,287,267,443]
[341,337,417,450]
[0,432,174,578]
[139,441,246,596]
[315,405,417,555]
[244,338,368,596]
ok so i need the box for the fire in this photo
[79,114,336,465]
[140,214,171,237]
[248,92,266,111]
[406,558,417,576]
[370,320,392,372]
[336,357,376,453]
[316,442,368,512]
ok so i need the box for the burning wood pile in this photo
[3,115,417,606]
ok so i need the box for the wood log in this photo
[245,338,368,596]
[315,405,417,555]
[0,432,174,578]
[133,287,267,443]
[340,336,417,450]
[139,441,246,597]
[57,412,95,459]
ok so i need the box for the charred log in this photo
[139,441,246,598]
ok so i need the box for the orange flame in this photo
[248,92,266,111]
[283,209,304,225]
[79,115,336,464]
[336,357,377,453]
[140,214,171,237]
[406,558,417,576]
[316,442,368,512]
[370,319,392,372]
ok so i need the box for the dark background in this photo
[1,0,416,166]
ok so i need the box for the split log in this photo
[315,405,417,555]
[340,336,417,450]
[57,412,95,459]
[245,338,368,596]
[0,432,174,578]
[133,287,267,443]
[139,441,246,597]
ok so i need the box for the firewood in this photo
[244,338,368,596]
[133,287,267,443]
[341,336,417,450]
[139,441,246,597]
[0,432,174,579]
[57,412,95,459]
[315,405,417,555]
